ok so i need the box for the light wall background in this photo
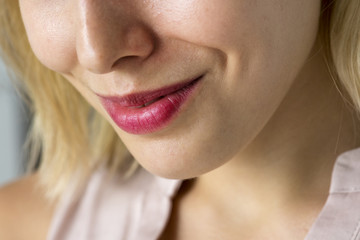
[0,60,27,186]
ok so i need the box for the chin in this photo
[137,155,221,180]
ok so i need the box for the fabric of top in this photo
[47,148,360,240]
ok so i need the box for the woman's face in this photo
[19,0,322,178]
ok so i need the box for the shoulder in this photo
[0,174,57,240]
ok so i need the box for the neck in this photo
[192,45,360,227]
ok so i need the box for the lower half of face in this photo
[21,0,322,179]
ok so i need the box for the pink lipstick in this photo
[98,75,203,135]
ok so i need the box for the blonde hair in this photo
[324,0,360,111]
[0,0,359,199]
[0,0,137,200]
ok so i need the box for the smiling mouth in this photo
[97,75,204,109]
[98,75,204,135]
[128,76,203,108]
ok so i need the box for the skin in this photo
[10,0,360,239]
[0,174,56,240]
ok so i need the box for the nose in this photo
[75,0,155,74]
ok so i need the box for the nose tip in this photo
[75,1,155,74]
[77,25,154,74]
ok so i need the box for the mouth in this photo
[98,75,204,135]
[128,96,165,109]
[99,75,203,108]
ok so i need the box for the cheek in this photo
[20,2,77,73]
[151,0,255,49]
[153,0,320,55]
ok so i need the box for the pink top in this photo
[47,148,360,240]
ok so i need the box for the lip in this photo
[98,75,204,135]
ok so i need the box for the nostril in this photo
[77,52,112,74]
[76,39,115,74]
[111,55,139,71]
[75,1,156,74]
[77,29,155,74]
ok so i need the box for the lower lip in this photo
[100,77,203,135]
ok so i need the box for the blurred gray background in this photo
[0,59,27,186]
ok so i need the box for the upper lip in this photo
[97,75,204,107]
